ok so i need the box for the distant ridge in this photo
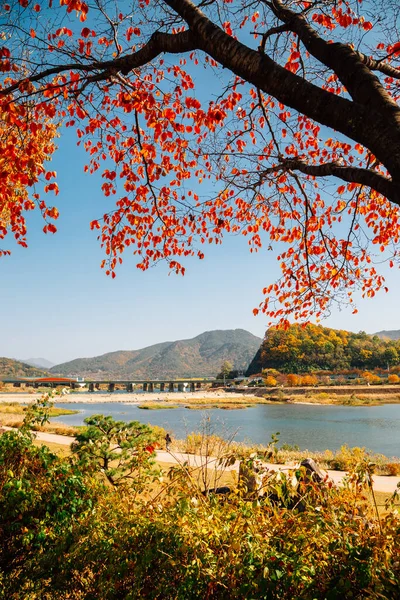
[0,357,49,378]
[373,330,400,341]
[50,329,262,380]
[21,357,55,369]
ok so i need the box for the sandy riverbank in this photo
[0,390,259,404]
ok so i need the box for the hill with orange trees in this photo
[246,324,400,375]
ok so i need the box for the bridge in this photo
[1,377,233,393]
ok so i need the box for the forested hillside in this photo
[0,358,49,379]
[247,324,400,374]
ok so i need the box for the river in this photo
[53,401,400,458]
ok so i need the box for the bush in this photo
[300,374,318,386]
[385,462,400,476]
[264,375,278,387]
[286,373,300,386]
[329,445,370,471]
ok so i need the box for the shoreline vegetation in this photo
[1,399,399,476]
[1,403,399,598]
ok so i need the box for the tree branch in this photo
[357,53,400,80]
[0,30,197,97]
[268,159,400,205]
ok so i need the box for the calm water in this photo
[53,401,400,458]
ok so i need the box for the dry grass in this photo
[33,439,72,457]
[139,396,265,409]
[138,404,180,410]
[0,403,78,431]
[263,390,400,406]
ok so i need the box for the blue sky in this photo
[2,120,399,365]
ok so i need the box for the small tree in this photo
[362,371,381,385]
[218,361,234,382]
[71,415,158,490]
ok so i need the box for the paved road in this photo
[3,427,399,493]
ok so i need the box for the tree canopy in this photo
[1,0,400,323]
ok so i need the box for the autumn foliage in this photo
[255,323,400,373]
[0,97,59,254]
[1,0,400,321]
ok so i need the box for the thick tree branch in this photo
[265,0,400,115]
[266,159,400,205]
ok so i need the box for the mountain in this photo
[50,329,262,379]
[0,358,49,379]
[373,330,400,341]
[21,357,55,369]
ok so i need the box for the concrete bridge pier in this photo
[190,382,195,392]
[126,383,133,392]
[95,383,100,390]
[177,383,184,392]
[88,383,94,392]
[196,382,201,389]
[143,383,148,392]
[168,382,174,392]
[160,383,165,392]
[13,382,21,388]
[71,383,76,390]
[108,383,115,392]
[148,382,154,393]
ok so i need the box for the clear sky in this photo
[2,10,400,366]
[2,119,399,365]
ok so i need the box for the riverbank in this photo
[0,391,262,405]
[3,384,400,406]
